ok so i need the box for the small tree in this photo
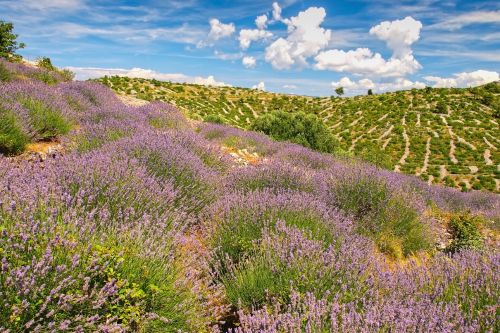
[335,87,344,97]
[0,21,25,60]
[367,89,373,95]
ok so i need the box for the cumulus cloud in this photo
[239,29,273,50]
[424,70,499,88]
[331,76,425,94]
[431,11,500,31]
[315,16,422,77]
[242,56,257,68]
[67,66,231,87]
[193,75,231,87]
[369,16,422,58]
[331,77,375,90]
[208,18,236,40]
[265,7,332,69]
[199,18,235,47]
[255,14,268,29]
[315,48,421,77]
[252,81,266,91]
[272,2,282,21]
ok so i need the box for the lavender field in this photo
[0,60,499,332]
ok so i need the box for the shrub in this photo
[221,221,372,310]
[225,161,314,194]
[323,169,432,258]
[0,20,25,60]
[207,191,344,269]
[203,113,224,124]
[0,107,28,155]
[251,110,339,153]
[20,97,71,139]
[0,61,12,81]
[446,213,484,253]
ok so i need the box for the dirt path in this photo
[416,137,431,176]
[378,125,394,140]
[382,137,392,150]
[484,149,493,165]
[349,134,364,152]
[244,103,259,119]
[116,94,150,106]
[441,117,458,164]
[483,137,497,150]
[394,119,410,172]
[457,136,476,150]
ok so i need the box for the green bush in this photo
[203,113,224,124]
[0,108,29,155]
[211,205,334,268]
[0,62,12,82]
[446,213,484,253]
[251,110,339,153]
[329,175,432,258]
[20,98,71,139]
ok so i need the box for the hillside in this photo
[1,59,499,331]
[99,76,500,192]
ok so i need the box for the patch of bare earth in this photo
[116,94,150,106]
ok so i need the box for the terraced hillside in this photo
[99,76,500,192]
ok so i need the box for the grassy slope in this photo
[99,76,500,192]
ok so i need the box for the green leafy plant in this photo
[446,213,484,253]
[0,21,25,60]
[0,108,29,155]
[251,110,339,153]
[20,98,71,139]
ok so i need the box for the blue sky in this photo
[1,0,499,96]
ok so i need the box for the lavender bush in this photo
[0,60,498,332]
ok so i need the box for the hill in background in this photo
[99,76,499,192]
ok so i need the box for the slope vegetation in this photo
[99,76,500,192]
[1,60,499,331]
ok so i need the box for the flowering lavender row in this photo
[1,61,499,331]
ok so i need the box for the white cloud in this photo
[51,22,205,44]
[272,2,282,21]
[194,75,231,87]
[252,81,266,91]
[199,18,235,47]
[283,84,298,89]
[242,56,257,68]
[331,76,425,94]
[66,66,231,87]
[369,16,422,59]
[239,29,273,50]
[331,77,376,90]
[378,78,426,91]
[431,10,500,31]
[208,18,236,41]
[315,16,422,77]
[265,7,332,69]
[4,0,84,11]
[424,70,499,88]
[214,50,243,60]
[255,14,268,29]
[315,48,420,77]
